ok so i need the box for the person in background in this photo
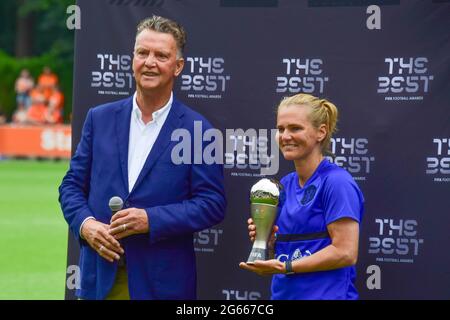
[12,105,28,124]
[27,85,48,125]
[37,66,59,101]
[15,69,34,110]
[43,85,65,124]
[240,93,364,300]
[48,85,64,112]
[44,99,63,124]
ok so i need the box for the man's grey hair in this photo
[136,15,186,58]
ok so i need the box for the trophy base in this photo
[246,248,267,264]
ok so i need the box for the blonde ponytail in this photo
[277,94,339,154]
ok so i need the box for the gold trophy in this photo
[246,178,282,264]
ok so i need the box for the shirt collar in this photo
[132,91,173,126]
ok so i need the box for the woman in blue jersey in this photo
[239,93,364,300]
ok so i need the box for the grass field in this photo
[0,159,69,299]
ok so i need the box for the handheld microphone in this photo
[109,196,123,215]
[109,196,125,265]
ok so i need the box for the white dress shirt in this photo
[127,91,172,192]
[79,92,173,238]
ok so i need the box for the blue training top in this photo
[271,158,364,300]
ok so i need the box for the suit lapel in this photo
[115,97,133,194]
[130,98,184,194]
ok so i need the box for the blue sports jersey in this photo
[271,159,364,300]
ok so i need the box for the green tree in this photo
[0,0,75,121]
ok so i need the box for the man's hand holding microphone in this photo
[80,196,149,263]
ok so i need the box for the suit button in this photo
[125,201,130,207]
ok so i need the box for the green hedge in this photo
[0,50,73,122]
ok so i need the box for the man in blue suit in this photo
[59,15,226,300]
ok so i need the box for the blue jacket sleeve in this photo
[58,109,95,245]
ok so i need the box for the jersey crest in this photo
[301,185,317,205]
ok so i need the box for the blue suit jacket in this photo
[59,96,226,300]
